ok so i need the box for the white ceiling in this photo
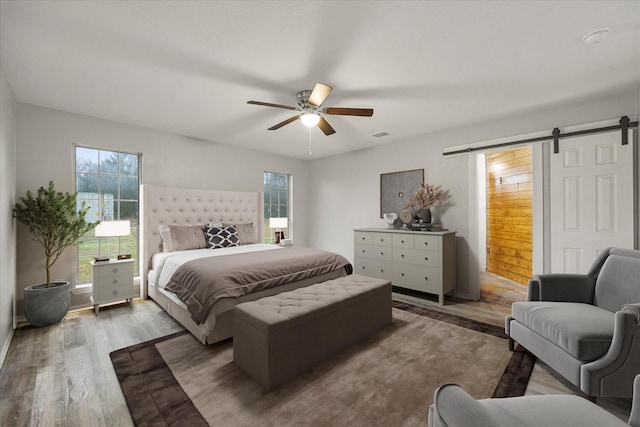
[1,1,639,159]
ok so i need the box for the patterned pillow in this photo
[203,225,239,249]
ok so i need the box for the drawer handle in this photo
[424,257,429,261]
[112,268,118,273]
[380,269,384,273]
[401,254,405,258]
[401,240,404,244]
[361,266,365,270]
[380,252,384,256]
[112,290,119,296]
[362,237,365,240]
[424,277,429,281]
[401,273,405,277]
[380,238,384,242]
[424,242,429,246]
[112,279,119,285]
[362,249,366,253]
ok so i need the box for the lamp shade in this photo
[94,220,130,237]
[269,217,288,229]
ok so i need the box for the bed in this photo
[140,184,351,344]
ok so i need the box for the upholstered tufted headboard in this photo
[140,184,264,298]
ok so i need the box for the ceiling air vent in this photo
[371,132,389,138]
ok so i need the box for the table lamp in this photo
[268,217,288,244]
[94,220,131,260]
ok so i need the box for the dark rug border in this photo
[110,330,208,427]
[111,302,535,426]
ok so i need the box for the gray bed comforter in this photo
[164,247,352,324]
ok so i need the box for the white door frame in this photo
[464,118,637,300]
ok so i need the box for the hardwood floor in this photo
[0,272,633,425]
[0,300,184,426]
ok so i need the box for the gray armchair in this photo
[428,374,640,427]
[505,247,640,398]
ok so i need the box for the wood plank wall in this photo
[486,146,532,285]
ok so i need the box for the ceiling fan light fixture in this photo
[300,112,321,127]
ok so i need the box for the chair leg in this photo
[508,337,515,351]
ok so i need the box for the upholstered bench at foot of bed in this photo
[233,274,392,390]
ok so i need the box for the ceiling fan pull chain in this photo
[308,128,313,156]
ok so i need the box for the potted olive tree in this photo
[13,181,99,327]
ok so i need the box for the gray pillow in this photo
[164,224,207,252]
[222,222,257,245]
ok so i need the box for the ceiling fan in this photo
[247,83,374,136]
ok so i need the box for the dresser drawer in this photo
[392,234,414,248]
[355,244,392,261]
[95,282,133,301]
[354,257,393,281]
[371,233,392,247]
[97,263,133,283]
[393,248,440,267]
[354,231,373,245]
[413,234,440,251]
[392,264,440,294]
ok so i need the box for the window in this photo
[75,146,140,284]
[263,171,290,243]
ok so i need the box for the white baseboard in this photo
[0,328,14,369]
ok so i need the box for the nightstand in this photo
[90,258,135,314]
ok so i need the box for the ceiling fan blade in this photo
[268,115,300,130]
[317,117,336,136]
[308,83,333,107]
[324,107,374,117]
[247,100,297,110]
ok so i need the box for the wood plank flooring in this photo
[0,300,184,426]
[0,272,633,425]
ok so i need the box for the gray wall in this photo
[9,86,640,321]
[15,103,312,314]
[308,89,640,299]
[0,66,17,366]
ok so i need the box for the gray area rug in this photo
[111,301,534,426]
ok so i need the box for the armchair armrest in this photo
[630,374,640,427]
[430,384,502,427]
[581,304,640,397]
[527,274,596,303]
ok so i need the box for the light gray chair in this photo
[428,374,640,427]
[505,247,640,398]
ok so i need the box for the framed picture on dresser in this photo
[380,168,424,218]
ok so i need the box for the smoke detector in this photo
[582,28,610,45]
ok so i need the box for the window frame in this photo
[73,144,141,288]
[263,171,291,243]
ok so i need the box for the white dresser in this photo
[354,228,456,305]
[90,258,135,314]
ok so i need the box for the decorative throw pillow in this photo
[222,222,257,245]
[169,224,207,251]
[203,225,239,249]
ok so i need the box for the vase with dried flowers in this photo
[402,182,445,224]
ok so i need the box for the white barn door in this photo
[550,130,634,273]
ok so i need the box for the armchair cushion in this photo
[511,301,614,361]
